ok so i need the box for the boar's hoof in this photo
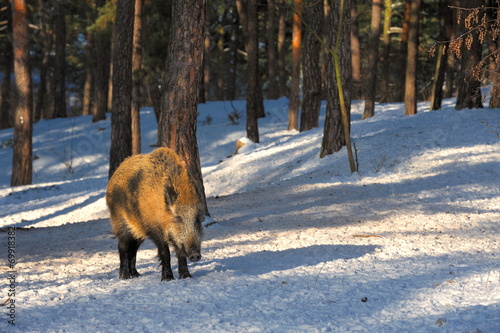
[179,272,193,279]
[188,253,202,262]
[120,271,139,280]
[161,274,175,282]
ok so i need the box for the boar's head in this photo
[164,184,204,262]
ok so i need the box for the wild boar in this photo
[106,147,204,281]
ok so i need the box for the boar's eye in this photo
[174,216,183,224]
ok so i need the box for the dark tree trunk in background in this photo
[53,0,66,118]
[158,0,208,215]
[11,0,33,186]
[300,0,323,132]
[227,7,238,100]
[131,0,143,155]
[350,2,362,99]
[321,0,351,157]
[267,0,279,99]
[404,0,421,116]
[430,0,450,111]
[455,0,483,110]
[203,15,211,102]
[236,0,262,143]
[380,0,392,102]
[398,0,411,102]
[288,0,301,131]
[92,0,111,122]
[277,0,287,97]
[444,0,458,99]
[83,0,94,117]
[363,0,382,120]
[109,0,135,178]
[0,4,13,129]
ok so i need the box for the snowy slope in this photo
[0,97,499,332]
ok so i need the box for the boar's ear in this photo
[164,185,178,207]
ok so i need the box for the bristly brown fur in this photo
[106,147,203,281]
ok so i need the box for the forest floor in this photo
[0,97,499,332]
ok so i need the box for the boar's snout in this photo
[188,253,202,262]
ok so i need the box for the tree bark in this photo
[236,0,262,143]
[288,0,302,131]
[53,0,67,118]
[216,24,225,101]
[398,0,411,102]
[277,0,287,97]
[227,7,238,100]
[430,0,450,111]
[443,0,458,99]
[430,44,447,110]
[300,0,323,132]
[0,4,13,129]
[92,0,111,123]
[158,0,208,215]
[202,15,211,102]
[455,0,483,110]
[350,1,362,99]
[131,0,143,155]
[11,0,33,186]
[267,0,279,99]
[404,0,421,116]
[363,0,382,120]
[321,0,351,157]
[83,0,94,117]
[109,0,135,178]
[380,0,392,102]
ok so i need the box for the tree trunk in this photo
[203,15,211,102]
[321,0,351,157]
[455,0,483,110]
[430,44,447,110]
[34,0,53,122]
[92,0,111,123]
[398,0,411,102]
[83,0,94,117]
[227,7,238,100]
[158,0,208,215]
[11,0,33,186]
[53,0,66,118]
[109,0,135,178]
[0,4,13,129]
[404,0,421,116]
[267,0,279,99]
[363,0,382,120]
[300,0,323,132]
[350,1,362,99]
[430,0,450,111]
[380,0,392,102]
[443,1,458,99]
[277,0,287,97]
[131,0,143,155]
[236,0,262,143]
[288,0,302,131]
[216,24,225,101]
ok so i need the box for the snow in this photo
[0,96,499,332]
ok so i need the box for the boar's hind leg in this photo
[177,253,192,279]
[149,233,174,281]
[117,229,143,279]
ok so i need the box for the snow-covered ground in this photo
[0,97,498,332]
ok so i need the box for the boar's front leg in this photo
[149,233,175,281]
[177,253,192,279]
